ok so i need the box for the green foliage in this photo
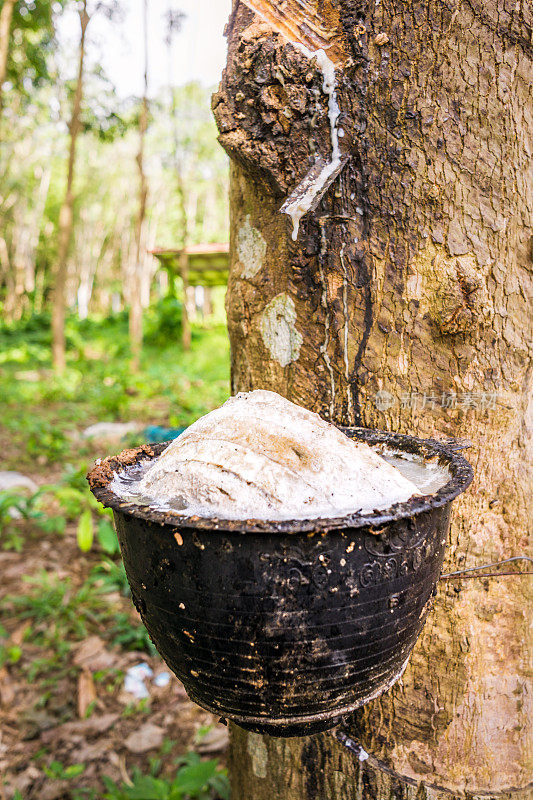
[4,568,157,687]
[0,460,115,558]
[4,571,106,682]
[97,518,120,554]
[7,571,104,638]
[80,68,138,142]
[93,666,124,693]
[108,612,156,655]
[25,418,70,460]
[122,697,151,718]
[0,641,22,667]
[145,297,183,347]
[77,508,94,552]
[3,0,64,97]
[102,752,229,800]
[0,74,228,322]
[43,760,86,780]
[90,556,129,595]
[0,489,65,551]
[0,315,229,474]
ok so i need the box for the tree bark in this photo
[129,0,149,371]
[0,0,16,112]
[52,0,89,372]
[213,1,532,797]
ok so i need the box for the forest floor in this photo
[0,312,231,800]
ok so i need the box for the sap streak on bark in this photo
[260,292,303,367]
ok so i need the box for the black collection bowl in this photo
[87,427,473,737]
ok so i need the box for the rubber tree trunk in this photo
[52,1,89,372]
[212,1,532,797]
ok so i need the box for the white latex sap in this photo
[110,390,447,522]
[284,46,342,240]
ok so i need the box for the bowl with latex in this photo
[87,391,473,737]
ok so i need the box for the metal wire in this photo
[440,556,533,580]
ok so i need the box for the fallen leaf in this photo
[41,713,119,744]
[22,710,58,740]
[11,622,29,646]
[75,737,113,762]
[77,670,97,718]
[124,723,164,754]
[40,779,70,800]
[0,667,16,707]
[73,636,115,671]
[11,765,41,795]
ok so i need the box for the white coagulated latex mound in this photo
[132,390,420,520]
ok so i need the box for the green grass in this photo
[2,567,156,687]
[0,310,230,470]
[6,571,105,636]
[0,308,231,797]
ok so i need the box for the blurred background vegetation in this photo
[0,0,229,358]
[0,1,232,797]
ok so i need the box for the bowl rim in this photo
[87,426,473,534]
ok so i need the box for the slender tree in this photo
[165,6,191,349]
[213,1,532,797]
[0,0,16,110]
[129,0,149,371]
[0,0,61,113]
[51,0,89,371]
[51,0,119,370]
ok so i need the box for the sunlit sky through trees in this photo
[57,0,232,97]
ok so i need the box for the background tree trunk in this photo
[165,8,190,350]
[213,1,532,797]
[0,0,17,113]
[129,0,149,371]
[52,0,89,372]
[179,249,191,350]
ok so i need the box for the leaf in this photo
[8,645,22,663]
[97,519,120,554]
[174,760,218,794]
[77,510,94,552]
[54,486,86,518]
[43,760,63,778]
[209,771,230,800]
[103,774,169,800]
[64,763,86,778]
[0,645,22,668]
[37,515,66,535]
[122,776,169,799]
